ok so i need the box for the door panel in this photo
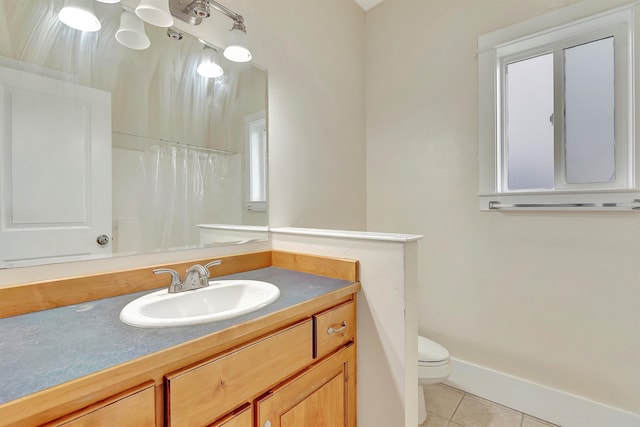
[0,65,112,267]
[280,374,344,426]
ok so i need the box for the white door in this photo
[0,65,112,268]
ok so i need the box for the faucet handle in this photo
[153,268,182,292]
[204,260,222,273]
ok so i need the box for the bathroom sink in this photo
[119,280,280,328]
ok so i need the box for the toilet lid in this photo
[418,335,449,363]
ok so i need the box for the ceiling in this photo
[354,0,384,11]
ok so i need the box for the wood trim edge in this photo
[271,251,359,282]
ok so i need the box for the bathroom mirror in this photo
[0,0,268,268]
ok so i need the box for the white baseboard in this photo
[445,358,640,427]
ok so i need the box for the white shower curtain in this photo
[143,144,221,251]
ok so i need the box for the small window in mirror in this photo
[245,112,267,211]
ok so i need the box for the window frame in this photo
[478,1,638,211]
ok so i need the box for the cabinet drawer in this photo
[166,319,313,427]
[313,300,356,358]
[44,382,155,427]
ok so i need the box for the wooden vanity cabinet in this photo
[42,381,156,427]
[0,252,361,427]
[165,299,357,427]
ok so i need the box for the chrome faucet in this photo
[153,260,222,293]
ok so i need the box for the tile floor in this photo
[420,383,560,427]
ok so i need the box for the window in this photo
[478,2,639,210]
[245,112,267,212]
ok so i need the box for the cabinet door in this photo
[256,343,356,427]
[44,382,155,427]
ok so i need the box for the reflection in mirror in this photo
[0,0,268,269]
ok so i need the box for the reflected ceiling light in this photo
[96,0,121,3]
[223,19,252,63]
[197,46,224,79]
[58,0,101,32]
[136,0,174,28]
[116,10,150,50]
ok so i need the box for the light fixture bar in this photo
[207,0,242,22]
[169,0,252,62]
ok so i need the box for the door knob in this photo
[96,234,110,246]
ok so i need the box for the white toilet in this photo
[417,335,451,424]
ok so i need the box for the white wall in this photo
[365,0,640,415]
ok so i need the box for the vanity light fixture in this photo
[223,18,252,63]
[196,46,224,79]
[57,0,252,64]
[172,0,253,63]
[58,0,101,32]
[135,0,174,28]
[115,10,150,50]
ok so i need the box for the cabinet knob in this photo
[264,421,272,427]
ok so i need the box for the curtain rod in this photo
[112,131,236,156]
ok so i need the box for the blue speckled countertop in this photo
[0,267,355,405]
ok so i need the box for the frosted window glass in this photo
[564,37,615,183]
[506,53,554,190]
[248,119,267,202]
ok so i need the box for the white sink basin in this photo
[120,280,280,328]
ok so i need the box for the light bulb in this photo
[197,48,224,79]
[58,0,101,32]
[223,22,252,63]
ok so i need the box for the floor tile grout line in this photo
[463,389,530,418]
[450,390,528,427]
[449,391,467,423]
